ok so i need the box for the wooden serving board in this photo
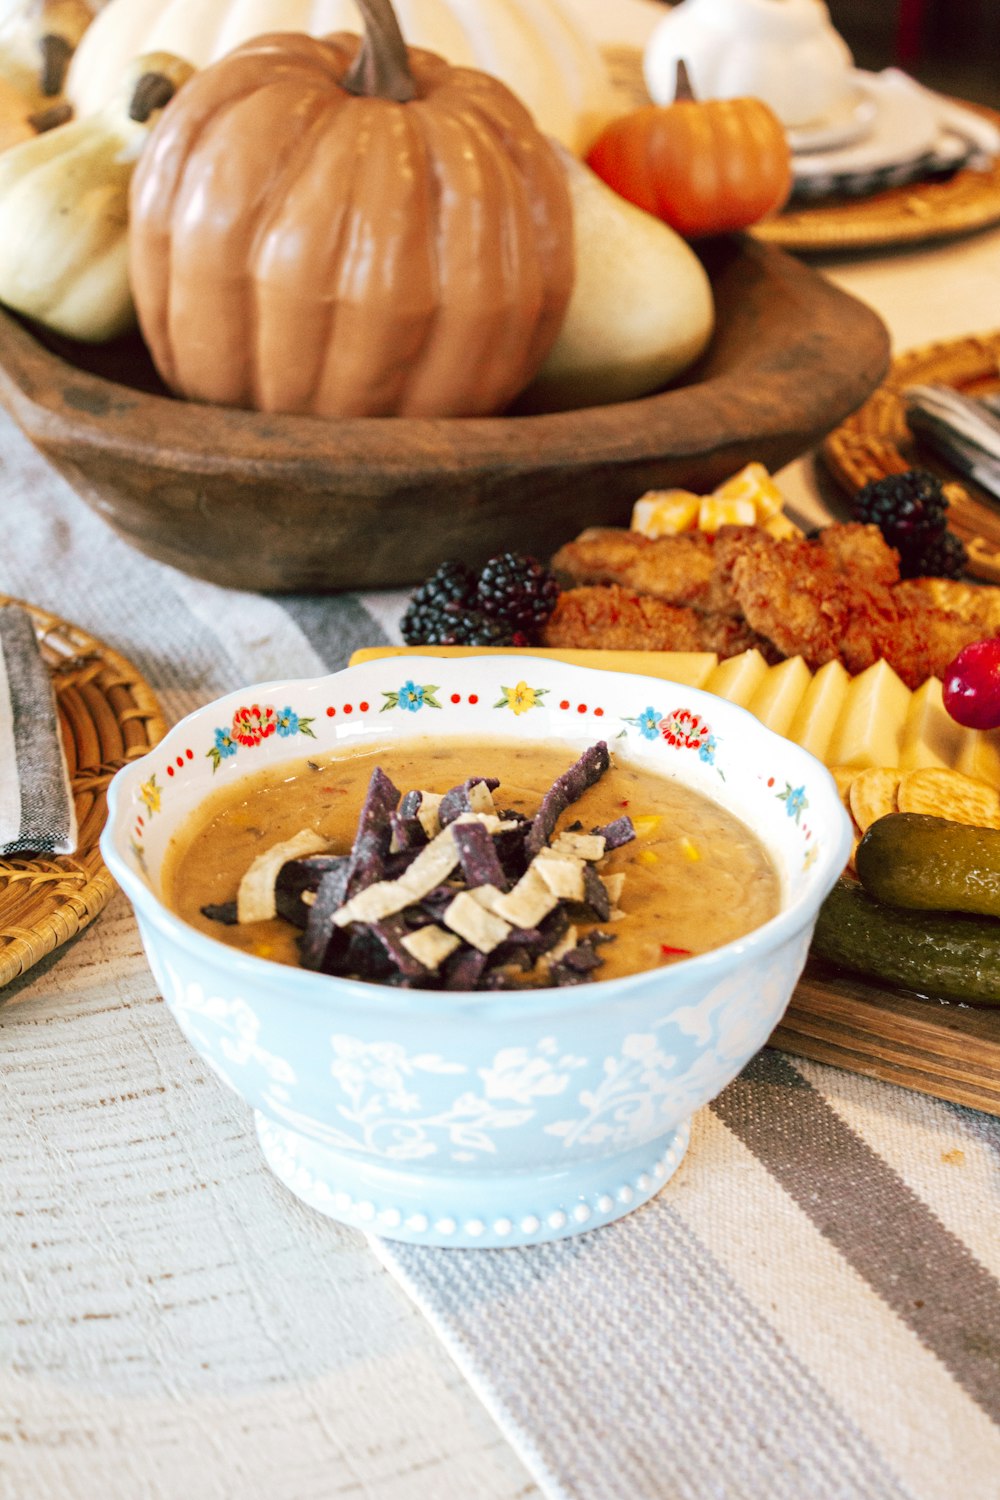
[777,962,1000,1116]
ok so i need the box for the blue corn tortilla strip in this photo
[343,766,400,897]
[451,819,509,890]
[201,899,238,926]
[594,814,635,850]
[548,931,616,986]
[489,907,571,969]
[525,742,611,858]
[368,917,430,983]
[442,946,488,990]
[299,864,353,972]
[276,853,349,929]
[438,776,500,827]
[390,791,427,853]
[577,862,611,923]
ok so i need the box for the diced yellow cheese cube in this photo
[698,495,757,532]
[955,726,1000,789]
[748,656,813,738]
[826,659,910,769]
[631,490,702,537]
[705,649,770,707]
[760,511,805,539]
[786,659,849,762]
[713,461,785,520]
[898,677,965,771]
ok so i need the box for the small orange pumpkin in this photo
[128,0,574,419]
[586,61,791,239]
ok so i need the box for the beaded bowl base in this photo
[0,594,165,994]
[257,1114,692,1248]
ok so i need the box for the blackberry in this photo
[476,552,560,635]
[852,469,948,550]
[407,560,478,613]
[401,599,515,647]
[903,528,968,581]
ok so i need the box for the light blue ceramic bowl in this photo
[101,655,851,1248]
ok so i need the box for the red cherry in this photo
[942,638,1000,729]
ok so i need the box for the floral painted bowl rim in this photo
[100,655,854,1020]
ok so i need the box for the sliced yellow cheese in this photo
[704,649,770,707]
[712,461,785,520]
[955,726,1000,790]
[786,658,850,762]
[826,659,911,769]
[747,655,812,737]
[631,490,702,537]
[898,677,966,771]
[698,495,757,531]
[348,646,720,686]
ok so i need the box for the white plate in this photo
[787,85,879,154]
[792,70,940,181]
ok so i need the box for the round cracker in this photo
[849,767,902,834]
[897,766,1000,829]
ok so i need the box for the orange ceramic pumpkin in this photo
[128,0,574,418]
[586,62,791,239]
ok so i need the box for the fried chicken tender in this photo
[724,529,984,687]
[817,522,901,587]
[541,585,777,658]
[551,528,717,609]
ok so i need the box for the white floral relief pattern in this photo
[545,1033,679,1149]
[313,1035,587,1162]
[172,981,298,1092]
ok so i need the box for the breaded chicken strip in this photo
[551,528,717,609]
[551,525,760,615]
[817,523,901,587]
[541,585,777,658]
[725,529,983,687]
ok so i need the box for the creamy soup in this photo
[165,739,780,986]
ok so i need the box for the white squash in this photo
[644,0,854,130]
[517,152,714,413]
[0,50,193,340]
[67,0,614,151]
[0,0,94,106]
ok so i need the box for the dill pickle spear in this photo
[856,812,1000,916]
[811,877,1000,1006]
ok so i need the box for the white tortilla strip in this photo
[400,924,461,971]
[443,891,512,954]
[550,831,606,861]
[236,829,333,924]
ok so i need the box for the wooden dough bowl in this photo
[0,237,889,592]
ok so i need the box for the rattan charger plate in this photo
[822,330,1000,585]
[602,46,1000,255]
[0,595,165,994]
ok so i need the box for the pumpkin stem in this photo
[129,71,182,123]
[674,59,697,104]
[38,32,72,96]
[27,99,72,131]
[342,0,416,104]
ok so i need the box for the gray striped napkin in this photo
[904,383,1000,503]
[0,604,76,856]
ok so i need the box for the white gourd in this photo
[67,0,614,151]
[643,0,854,130]
[0,50,193,340]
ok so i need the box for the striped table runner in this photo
[2,406,998,1499]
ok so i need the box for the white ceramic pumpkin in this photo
[643,0,854,130]
[67,0,614,150]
